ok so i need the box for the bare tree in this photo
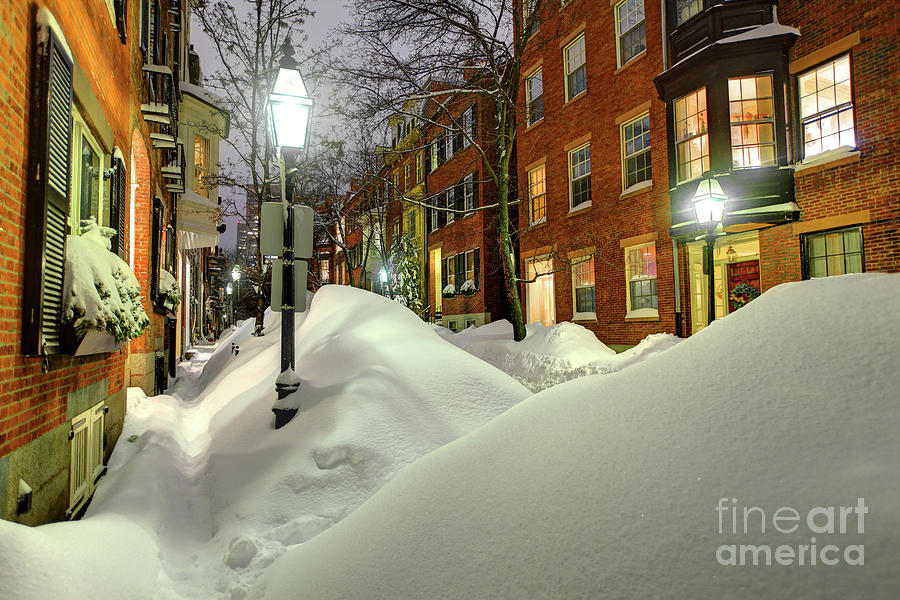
[192,0,321,335]
[338,0,547,340]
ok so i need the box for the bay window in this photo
[729,75,775,168]
[674,87,708,182]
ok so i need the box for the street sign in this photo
[270,259,307,312]
[260,202,314,258]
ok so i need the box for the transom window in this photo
[572,254,596,318]
[616,0,646,66]
[564,34,587,101]
[626,242,658,312]
[798,54,855,158]
[729,74,776,168]
[675,0,703,26]
[528,165,546,224]
[568,143,591,209]
[674,87,708,182]
[804,227,863,278]
[622,113,651,189]
[526,69,544,126]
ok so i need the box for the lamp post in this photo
[225,283,233,328]
[267,41,313,428]
[691,176,728,325]
[231,265,240,321]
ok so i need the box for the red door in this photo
[727,260,760,311]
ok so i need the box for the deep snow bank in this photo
[262,274,900,600]
[437,319,680,391]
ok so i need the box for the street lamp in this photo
[225,283,234,328]
[691,175,728,325]
[267,40,313,429]
[231,265,241,321]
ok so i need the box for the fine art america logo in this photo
[715,498,867,566]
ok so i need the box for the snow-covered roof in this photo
[180,81,229,116]
[718,22,800,45]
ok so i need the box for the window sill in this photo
[567,202,592,217]
[524,118,544,134]
[528,217,547,229]
[564,90,588,108]
[620,180,653,199]
[625,308,659,321]
[794,147,860,177]
[614,50,647,75]
[573,313,596,322]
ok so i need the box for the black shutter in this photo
[23,26,73,356]
[474,248,480,289]
[472,171,479,208]
[424,145,431,174]
[151,197,162,303]
[116,158,126,258]
[115,0,127,43]
[454,183,463,212]
[441,258,448,289]
[140,0,149,55]
[150,0,158,65]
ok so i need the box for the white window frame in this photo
[526,68,544,126]
[68,401,106,517]
[193,134,210,196]
[729,74,777,168]
[464,174,477,212]
[621,112,652,192]
[798,54,855,159]
[528,164,547,225]
[571,252,596,321]
[563,34,587,102]
[615,0,646,68]
[624,241,658,319]
[70,111,107,235]
[674,87,709,183]
[568,142,591,210]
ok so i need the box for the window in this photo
[430,140,439,172]
[442,249,480,294]
[407,210,416,237]
[568,143,591,209]
[622,113,651,189]
[674,87,709,182]
[319,260,330,283]
[526,69,544,126]
[465,249,479,289]
[798,54,855,158]
[194,135,209,195]
[626,242,658,314]
[68,401,107,517]
[564,34,587,101]
[416,152,423,182]
[464,173,479,212]
[404,163,410,189]
[729,75,775,168]
[393,172,400,197]
[392,219,400,243]
[615,0,646,66]
[528,165,547,224]
[436,135,447,165]
[675,0,703,26]
[466,105,478,140]
[804,227,863,278]
[572,254,596,319]
[523,0,539,37]
[69,116,106,234]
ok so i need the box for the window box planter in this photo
[442,283,457,299]
[62,326,124,356]
[459,279,477,297]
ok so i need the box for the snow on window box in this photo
[63,220,150,355]
[459,279,477,296]
[159,268,182,313]
[442,283,457,298]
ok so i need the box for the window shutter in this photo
[151,198,162,302]
[441,258,448,289]
[115,158,126,258]
[474,248,480,289]
[150,0,158,65]
[472,171,479,208]
[140,0,149,55]
[454,183,464,211]
[424,146,431,173]
[115,0,127,43]
[23,26,73,356]
[437,192,446,228]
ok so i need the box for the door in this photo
[526,257,555,326]
[726,260,760,312]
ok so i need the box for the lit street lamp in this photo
[267,40,313,429]
[231,265,241,321]
[691,175,728,325]
[225,283,234,327]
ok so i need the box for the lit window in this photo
[568,143,591,209]
[675,0,703,26]
[194,134,209,195]
[804,227,863,278]
[674,88,709,182]
[528,164,547,224]
[622,113,651,189]
[626,242,658,313]
[526,69,544,126]
[729,75,775,168]
[616,0,646,66]
[798,54,855,158]
[564,34,587,101]
[407,210,416,236]
[319,260,330,283]
[572,254,596,318]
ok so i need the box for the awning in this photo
[177,190,221,249]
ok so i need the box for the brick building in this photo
[1,0,221,525]
[517,0,898,347]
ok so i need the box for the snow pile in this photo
[0,286,530,600]
[262,274,900,599]
[63,221,149,342]
[438,319,679,391]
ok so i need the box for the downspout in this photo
[661,0,669,70]
[673,239,682,338]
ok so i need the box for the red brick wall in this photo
[515,0,677,346]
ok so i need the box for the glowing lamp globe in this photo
[691,177,728,227]
[267,66,313,150]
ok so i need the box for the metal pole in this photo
[274,151,300,428]
[706,233,717,325]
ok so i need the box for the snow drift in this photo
[262,274,900,599]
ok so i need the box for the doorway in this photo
[687,231,760,333]
[526,256,555,326]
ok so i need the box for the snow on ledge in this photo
[793,146,860,173]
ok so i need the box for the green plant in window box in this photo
[442,283,457,299]
[729,282,760,310]
[62,219,150,355]
[459,279,477,297]
[159,268,182,313]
